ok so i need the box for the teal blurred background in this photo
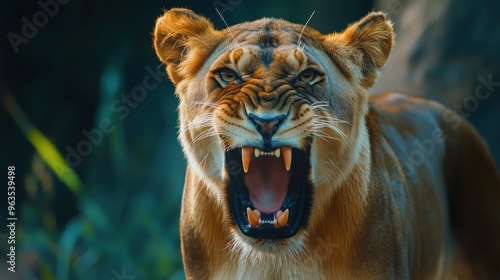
[1,0,499,279]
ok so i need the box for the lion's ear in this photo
[153,8,222,84]
[323,12,394,88]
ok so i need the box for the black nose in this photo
[248,113,286,145]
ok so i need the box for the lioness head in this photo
[154,9,393,253]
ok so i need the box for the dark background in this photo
[1,0,498,279]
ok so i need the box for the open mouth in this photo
[226,146,313,239]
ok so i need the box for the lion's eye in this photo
[218,68,238,84]
[298,69,317,83]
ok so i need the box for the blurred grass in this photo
[3,92,83,195]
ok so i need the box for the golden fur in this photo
[153,8,500,279]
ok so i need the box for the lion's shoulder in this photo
[366,91,492,179]
[368,92,448,140]
[366,92,453,176]
[369,92,445,122]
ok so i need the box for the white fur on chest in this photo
[212,258,327,280]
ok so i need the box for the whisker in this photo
[186,122,213,132]
[185,115,215,132]
[215,8,240,49]
[310,113,348,139]
[191,129,219,144]
[191,101,218,108]
[297,10,316,49]
[312,122,346,139]
[313,116,349,126]
[186,113,214,123]
[312,126,344,139]
[309,101,330,110]
[314,130,342,141]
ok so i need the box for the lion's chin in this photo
[225,145,314,240]
[229,227,308,262]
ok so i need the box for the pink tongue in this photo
[243,155,290,213]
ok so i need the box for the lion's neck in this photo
[304,118,372,276]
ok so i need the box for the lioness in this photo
[153,8,500,279]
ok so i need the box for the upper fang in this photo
[282,147,292,171]
[241,147,253,173]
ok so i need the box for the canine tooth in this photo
[254,148,261,158]
[247,207,260,227]
[274,148,281,158]
[282,147,292,171]
[276,209,289,228]
[242,147,253,173]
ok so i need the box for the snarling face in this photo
[154,9,393,253]
[214,42,327,240]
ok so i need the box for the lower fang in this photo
[275,209,289,228]
[247,207,260,227]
